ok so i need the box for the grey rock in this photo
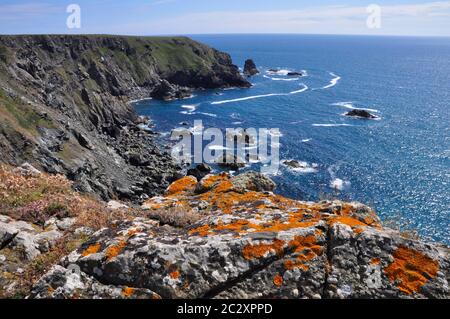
[243,59,259,76]
[345,109,378,119]
[230,171,276,193]
[0,221,19,249]
[187,163,212,181]
[35,230,63,253]
[56,218,76,231]
[13,163,41,177]
[29,265,161,299]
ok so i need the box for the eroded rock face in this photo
[30,173,449,299]
[0,35,250,201]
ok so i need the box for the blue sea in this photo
[134,34,450,244]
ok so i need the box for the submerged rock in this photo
[243,59,259,76]
[345,109,378,119]
[287,71,303,76]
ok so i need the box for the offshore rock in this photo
[243,59,259,76]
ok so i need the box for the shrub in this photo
[146,206,203,228]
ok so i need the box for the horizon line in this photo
[1,32,450,39]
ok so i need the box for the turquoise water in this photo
[135,34,450,244]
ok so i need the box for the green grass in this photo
[0,89,54,132]
[0,44,11,63]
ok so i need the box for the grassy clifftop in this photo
[0,35,249,201]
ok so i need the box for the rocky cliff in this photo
[0,35,250,201]
[0,166,448,299]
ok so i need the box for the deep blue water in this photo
[135,34,450,244]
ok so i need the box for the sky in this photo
[1,0,450,36]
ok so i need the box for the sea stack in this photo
[243,59,259,76]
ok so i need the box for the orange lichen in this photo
[81,243,101,257]
[384,246,439,295]
[189,212,319,238]
[273,275,283,287]
[283,235,322,271]
[170,270,181,280]
[201,173,229,189]
[189,224,211,237]
[122,287,135,297]
[106,240,126,261]
[242,239,285,260]
[371,258,381,265]
[166,176,197,196]
[327,216,368,234]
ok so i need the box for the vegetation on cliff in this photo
[0,35,250,201]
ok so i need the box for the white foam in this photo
[323,72,341,89]
[212,83,308,105]
[267,129,283,137]
[211,93,284,105]
[128,97,153,104]
[181,104,198,113]
[314,72,341,90]
[290,84,309,94]
[232,121,243,125]
[266,69,291,76]
[282,160,318,174]
[198,112,217,117]
[330,178,351,191]
[208,145,233,151]
[312,123,352,127]
[263,75,300,81]
[333,102,379,113]
[302,138,312,143]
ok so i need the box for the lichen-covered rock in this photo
[30,265,161,299]
[230,171,276,193]
[30,173,449,299]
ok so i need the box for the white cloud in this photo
[0,3,61,21]
[114,1,450,36]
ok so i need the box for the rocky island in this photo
[0,35,448,299]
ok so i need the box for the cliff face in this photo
[0,35,250,201]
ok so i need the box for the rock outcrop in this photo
[27,172,449,299]
[243,59,259,76]
[150,79,192,101]
[0,35,250,202]
[345,109,378,119]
